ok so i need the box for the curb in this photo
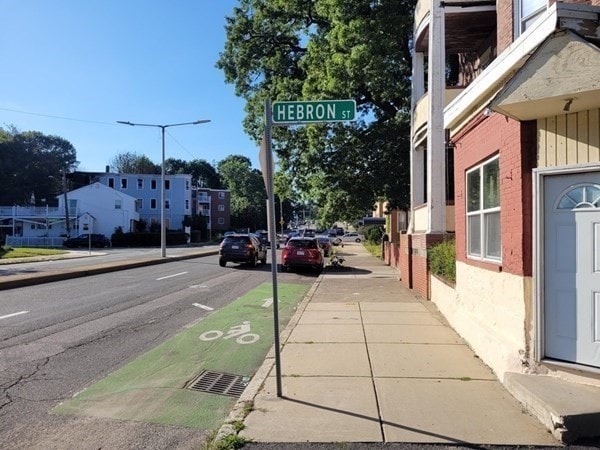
[0,250,219,291]
[214,272,325,443]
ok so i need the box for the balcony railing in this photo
[413,88,465,144]
[0,205,77,218]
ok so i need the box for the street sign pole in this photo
[264,99,283,398]
[263,98,355,398]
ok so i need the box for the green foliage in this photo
[0,246,67,259]
[109,151,160,174]
[211,434,248,450]
[135,219,148,233]
[428,238,456,282]
[218,155,267,230]
[364,225,384,243]
[166,158,222,189]
[0,126,78,205]
[217,0,415,223]
[363,241,382,259]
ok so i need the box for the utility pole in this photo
[62,170,71,238]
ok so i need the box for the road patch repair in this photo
[54,282,309,431]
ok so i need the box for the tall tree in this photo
[0,126,78,205]
[217,0,414,222]
[109,152,160,174]
[165,158,222,189]
[218,155,267,230]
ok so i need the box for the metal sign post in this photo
[262,98,356,398]
[262,99,283,397]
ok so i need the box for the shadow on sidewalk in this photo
[280,396,487,447]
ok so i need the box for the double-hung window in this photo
[466,156,501,262]
[515,0,547,37]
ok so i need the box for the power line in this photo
[1,105,203,161]
[0,106,115,126]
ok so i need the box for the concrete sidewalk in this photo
[230,244,559,446]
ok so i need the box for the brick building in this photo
[384,0,600,442]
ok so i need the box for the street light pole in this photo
[117,119,210,257]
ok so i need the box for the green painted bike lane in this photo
[55,282,310,430]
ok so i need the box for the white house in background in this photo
[1,182,139,246]
[61,182,139,237]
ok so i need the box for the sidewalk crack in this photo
[358,302,386,441]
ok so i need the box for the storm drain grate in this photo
[187,370,250,397]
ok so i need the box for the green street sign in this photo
[272,100,356,124]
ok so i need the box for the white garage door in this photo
[544,172,600,368]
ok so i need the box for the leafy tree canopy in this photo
[165,158,222,189]
[0,126,78,205]
[218,155,267,230]
[217,0,415,225]
[109,152,160,174]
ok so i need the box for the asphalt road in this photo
[0,252,315,449]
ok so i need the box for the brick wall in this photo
[497,0,513,53]
[453,114,536,277]
[399,233,412,290]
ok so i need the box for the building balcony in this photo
[412,203,455,233]
[197,194,210,203]
[413,88,465,145]
[0,205,76,219]
[414,0,496,54]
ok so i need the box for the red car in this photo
[281,237,324,273]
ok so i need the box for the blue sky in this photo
[0,1,260,172]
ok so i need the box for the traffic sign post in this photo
[262,98,356,398]
[272,100,356,125]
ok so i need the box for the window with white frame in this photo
[165,179,170,190]
[121,178,127,189]
[515,0,547,37]
[151,179,157,190]
[185,199,190,210]
[137,178,143,189]
[115,199,122,210]
[150,198,157,209]
[218,217,225,224]
[108,177,115,188]
[218,192,225,199]
[165,199,170,210]
[466,156,501,262]
[218,204,225,211]
[185,179,190,190]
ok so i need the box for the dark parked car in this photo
[256,230,280,249]
[281,237,324,273]
[63,233,110,248]
[219,233,267,268]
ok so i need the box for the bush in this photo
[428,238,456,282]
[364,225,384,243]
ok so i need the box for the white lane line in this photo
[0,311,29,320]
[156,272,188,281]
[261,297,273,308]
[189,284,208,289]
[192,303,214,311]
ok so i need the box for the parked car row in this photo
[218,228,366,273]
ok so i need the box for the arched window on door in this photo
[555,183,600,210]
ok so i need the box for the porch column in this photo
[426,0,446,233]
[409,51,425,234]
